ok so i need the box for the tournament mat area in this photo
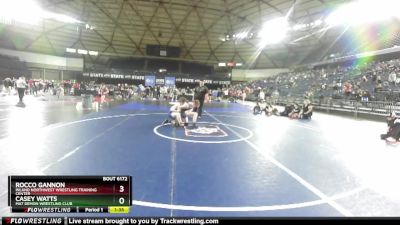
[1,95,400,217]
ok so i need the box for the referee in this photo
[194,81,209,118]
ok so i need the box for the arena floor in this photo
[1,95,400,217]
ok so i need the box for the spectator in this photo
[3,78,12,95]
[241,90,246,102]
[99,83,109,105]
[16,77,27,104]
[259,89,265,102]
[389,70,397,85]
[57,84,64,99]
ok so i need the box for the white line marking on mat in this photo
[154,122,253,144]
[40,116,132,172]
[131,186,366,212]
[205,111,353,216]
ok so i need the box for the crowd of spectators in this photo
[1,78,97,98]
[226,58,400,103]
[1,77,227,103]
[3,56,400,105]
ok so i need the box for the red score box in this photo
[114,182,129,194]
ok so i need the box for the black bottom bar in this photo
[2,217,400,225]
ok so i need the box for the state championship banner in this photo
[144,76,156,87]
[82,72,230,85]
[83,73,145,80]
[164,77,175,87]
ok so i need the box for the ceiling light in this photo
[314,19,322,26]
[44,12,81,24]
[235,32,248,39]
[326,0,400,27]
[0,0,82,26]
[258,17,289,46]
[77,49,88,55]
[88,51,98,56]
[66,48,76,53]
[0,0,43,25]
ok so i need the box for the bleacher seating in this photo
[230,57,400,103]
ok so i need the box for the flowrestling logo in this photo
[185,125,228,137]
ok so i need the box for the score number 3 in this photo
[116,184,128,205]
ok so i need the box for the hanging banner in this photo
[82,72,230,85]
[144,75,156,87]
[156,78,165,85]
[165,77,176,87]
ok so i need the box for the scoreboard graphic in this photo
[2,176,223,223]
[8,176,132,214]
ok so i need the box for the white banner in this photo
[82,72,230,85]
